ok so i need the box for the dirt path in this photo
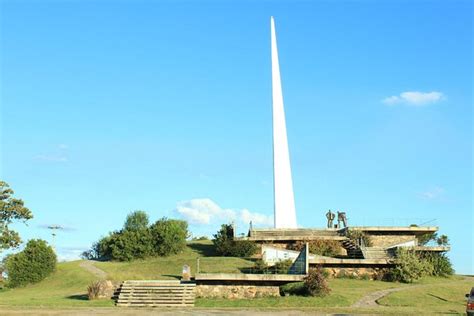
[352,276,473,308]
[351,285,421,308]
[79,260,108,279]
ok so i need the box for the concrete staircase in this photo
[360,247,392,260]
[340,239,364,258]
[116,280,195,307]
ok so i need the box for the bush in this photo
[421,252,454,277]
[390,248,432,283]
[108,229,154,261]
[304,266,331,297]
[213,224,257,257]
[150,218,188,256]
[274,259,293,274]
[5,239,56,288]
[289,240,341,257]
[252,259,268,273]
[84,212,189,261]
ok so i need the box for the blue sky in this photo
[1,1,472,274]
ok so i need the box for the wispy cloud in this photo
[420,186,445,200]
[382,91,445,106]
[174,198,273,227]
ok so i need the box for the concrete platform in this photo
[195,273,305,282]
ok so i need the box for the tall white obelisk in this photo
[271,17,297,229]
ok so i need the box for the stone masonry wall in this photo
[369,235,416,247]
[323,267,388,280]
[196,285,280,299]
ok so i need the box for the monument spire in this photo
[271,16,297,229]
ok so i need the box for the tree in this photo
[436,234,449,246]
[213,224,257,257]
[4,239,56,287]
[0,181,33,252]
[150,218,188,256]
[123,210,149,231]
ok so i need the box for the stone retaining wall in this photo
[196,284,280,299]
[369,235,416,247]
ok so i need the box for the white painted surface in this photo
[262,244,316,265]
[271,16,297,229]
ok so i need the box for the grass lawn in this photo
[196,277,407,308]
[96,240,255,280]
[0,261,114,307]
[0,240,470,314]
[377,275,473,314]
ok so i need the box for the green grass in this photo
[378,275,472,314]
[197,278,407,308]
[95,240,255,280]
[0,240,470,314]
[0,261,114,307]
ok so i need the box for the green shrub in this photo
[150,218,188,256]
[213,224,257,257]
[421,252,454,277]
[5,239,56,288]
[304,266,331,297]
[289,240,341,257]
[85,212,189,261]
[274,259,293,274]
[108,229,154,261]
[123,210,149,231]
[280,281,305,296]
[252,259,268,273]
[390,248,432,283]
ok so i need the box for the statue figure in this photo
[325,210,335,228]
[337,211,348,228]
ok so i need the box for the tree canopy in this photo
[0,181,33,252]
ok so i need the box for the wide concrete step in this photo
[117,280,196,308]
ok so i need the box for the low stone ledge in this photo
[196,284,280,299]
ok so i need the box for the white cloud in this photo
[174,198,273,227]
[420,186,445,200]
[382,91,445,106]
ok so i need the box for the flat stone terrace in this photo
[195,273,305,283]
[242,228,346,241]
[241,226,439,241]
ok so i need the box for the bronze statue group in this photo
[326,210,348,228]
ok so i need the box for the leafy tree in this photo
[436,234,449,246]
[213,224,234,256]
[417,232,438,246]
[4,239,56,287]
[108,229,154,261]
[0,181,33,252]
[123,210,149,231]
[213,224,257,257]
[150,218,188,256]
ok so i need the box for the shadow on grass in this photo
[161,274,181,280]
[66,294,89,301]
[187,243,217,257]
